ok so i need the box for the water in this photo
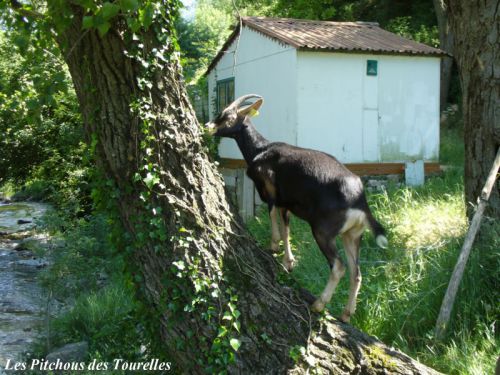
[0,202,49,372]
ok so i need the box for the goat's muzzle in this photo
[204,121,217,135]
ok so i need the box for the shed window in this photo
[367,60,378,76]
[216,78,235,113]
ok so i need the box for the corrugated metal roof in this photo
[206,17,446,75]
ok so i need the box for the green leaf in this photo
[82,16,94,29]
[119,0,139,12]
[12,34,29,52]
[138,3,154,29]
[232,321,240,333]
[126,17,141,33]
[97,21,111,37]
[143,172,159,189]
[101,2,121,20]
[172,261,185,271]
[74,0,96,10]
[229,338,241,352]
[217,326,227,338]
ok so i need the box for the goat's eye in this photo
[214,113,226,123]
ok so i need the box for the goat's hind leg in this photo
[311,227,346,312]
[279,208,295,271]
[269,205,281,252]
[340,230,363,323]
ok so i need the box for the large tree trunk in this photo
[51,3,440,373]
[432,0,454,110]
[444,0,500,218]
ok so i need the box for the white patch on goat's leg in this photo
[311,258,345,312]
[279,210,294,272]
[270,206,280,252]
[341,233,362,323]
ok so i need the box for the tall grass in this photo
[247,130,499,374]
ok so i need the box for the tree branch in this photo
[9,0,45,20]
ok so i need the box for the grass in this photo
[247,129,499,375]
[50,283,142,360]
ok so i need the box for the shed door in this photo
[362,60,380,162]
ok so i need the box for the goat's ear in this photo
[237,98,263,118]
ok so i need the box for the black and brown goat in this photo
[206,94,388,322]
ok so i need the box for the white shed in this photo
[206,17,445,219]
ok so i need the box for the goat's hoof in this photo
[282,257,295,272]
[339,311,351,323]
[299,288,317,304]
[311,299,325,313]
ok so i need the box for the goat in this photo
[205,94,388,322]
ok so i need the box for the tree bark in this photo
[49,3,441,373]
[444,0,500,218]
[432,0,454,110]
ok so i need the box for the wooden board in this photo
[219,158,441,176]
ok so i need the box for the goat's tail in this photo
[365,210,388,248]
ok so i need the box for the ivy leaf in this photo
[74,0,97,10]
[217,326,227,338]
[232,321,240,333]
[139,3,154,29]
[172,260,185,271]
[82,16,94,29]
[97,21,111,37]
[119,0,139,12]
[126,17,141,33]
[100,2,121,20]
[143,172,159,189]
[229,338,241,352]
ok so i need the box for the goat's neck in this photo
[234,122,269,164]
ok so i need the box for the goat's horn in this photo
[227,94,262,110]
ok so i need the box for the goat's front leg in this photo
[340,232,363,323]
[279,208,295,272]
[311,256,345,312]
[269,206,281,252]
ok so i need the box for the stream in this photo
[0,202,50,373]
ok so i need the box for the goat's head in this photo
[205,94,263,137]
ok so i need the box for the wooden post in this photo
[435,147,500,339]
